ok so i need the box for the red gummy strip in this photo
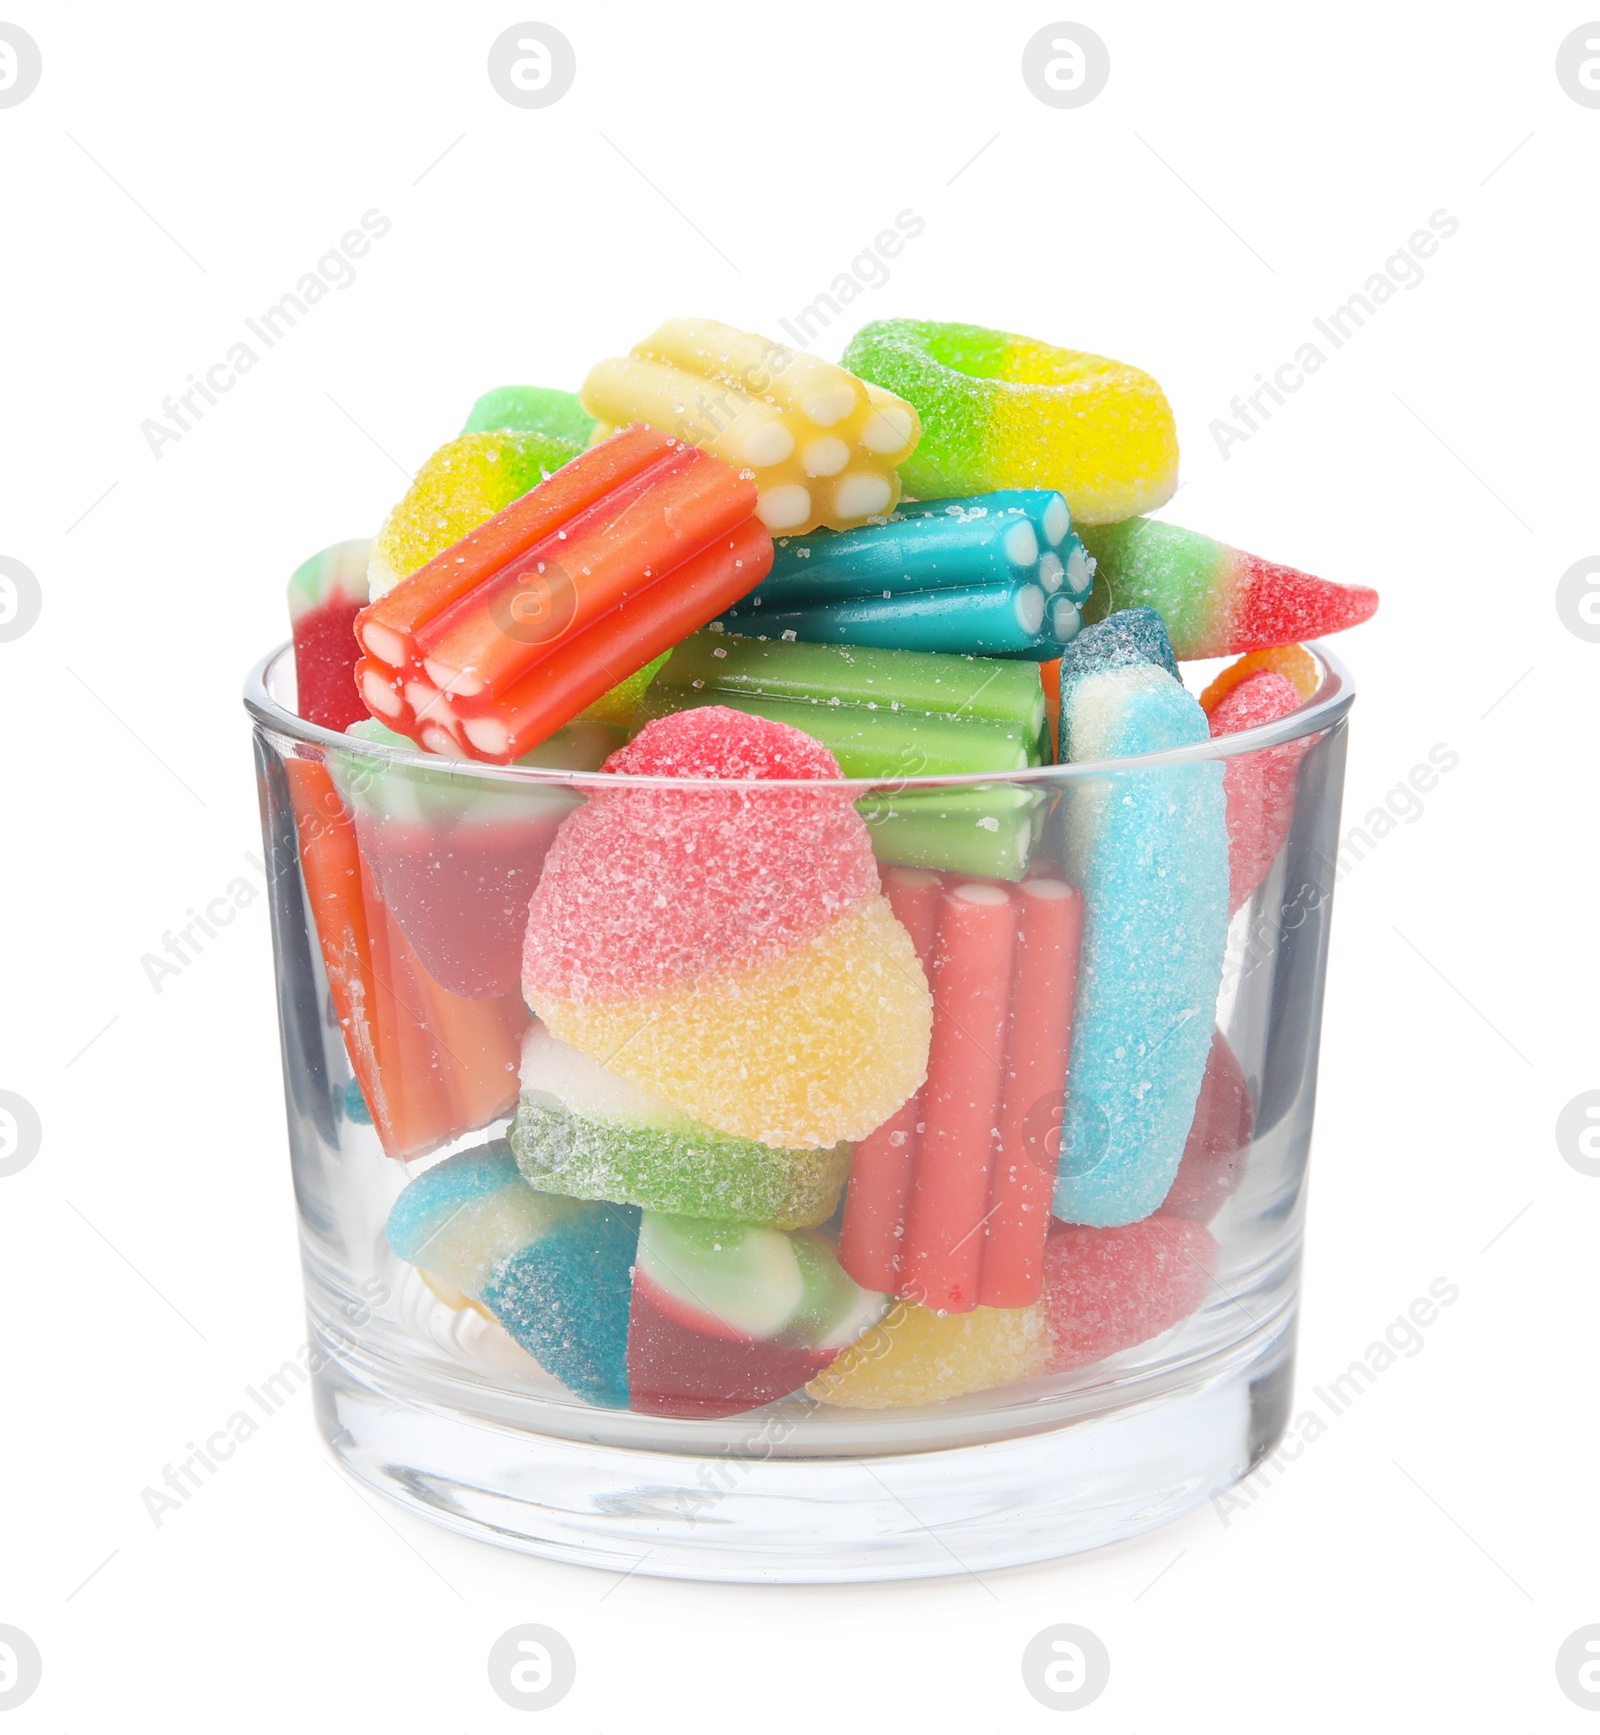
[898,882,1019,1314]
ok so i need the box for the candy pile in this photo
[280,314,1375,1418]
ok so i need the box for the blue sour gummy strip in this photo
[1051,662,1228,1226]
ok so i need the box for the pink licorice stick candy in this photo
[899,881,1018,1313]
[837,867,944,1291]
[979,877,1084,1308]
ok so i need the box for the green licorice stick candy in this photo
[652,632,1046,743]
[856,787,1042,881]
[634,687,1034,778]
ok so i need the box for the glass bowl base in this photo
[313,1316,1294,1584]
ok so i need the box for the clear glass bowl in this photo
[245,642,1353,1583]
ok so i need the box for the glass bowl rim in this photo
[243,638,1355,792]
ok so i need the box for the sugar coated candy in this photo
[812,1215,1215,1407]
[1161,1030,1253,1222]
[806,1298,1052,1409]
[461,384,597,447]
[385,1142,638,1407]
[522,708,932,1150]
[1199,642,1320,713]
[1041,1215,1217,1372]
[1053,615,1228,1226]
[511,1025,851,1228]
[355,426,774,762]
[627,1212,888,1418]
[843,319,1178,523]
[367,429,583,600]
[641,632,1049,776]
[287,538,372,730]
[639,632,1051,879]
[581,317,920,534]
[1079,517,1377,659]
[1206,662,1315,911]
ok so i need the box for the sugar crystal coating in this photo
[511,1026,850,1227]
[1079,517,1378,659]
[1208,668,1312,912]
[522,708,880,1003]
[367,429,583,598]
[1041,1215,1216,1371]
[1054,663,1228,1226]
[1200,642,1319,713]
[534,893,932,1151]
[806,1298,1051,1408]
[1161,1031,1253,1222]
[842,319,1178,524]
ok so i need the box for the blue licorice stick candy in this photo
[385,1141,638,1407]
[726,581,1050,657]
[1051,659,1228,1226]
[752,488,1093,607]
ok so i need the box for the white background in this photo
[1,1,1595,1727]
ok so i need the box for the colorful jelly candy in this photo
[1041,1215,1217,1373]
[511,1025,851,1229]
[461,384,597,447]
[1161,1030,1253,1223]
[720,489,1091,658]
[842,319,1179,523]
[283,759,525,1160]
[332,718,614,998]
[722,584,1056,658]
[811,1214,1216,1407]
[1053,616,1228,1226]
[760,493,1092,607]
[839,870,1083,1311]
[287,539,371,730]
[1056,603,1178,698]
[627,1212,888,1418]
[641,631,1049,774]
[367,429,584,599]
[806,1297,1052,1409]
[355,425,774,762]
[521,708,932,1150]
[1078,518,1378,659]
[385,1142,637,1407]
[580,318,920,534]
[1199,643,1320,713]
[1205,662,1314,912]
[639,631,1051,880]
